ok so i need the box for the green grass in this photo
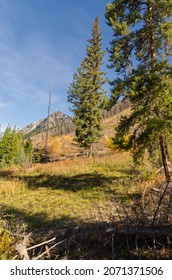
[0,153,140,228]
[0,152,167,260]
[0,151,160,235]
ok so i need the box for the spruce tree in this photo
[105,0,172,182]
[67,16,106,150]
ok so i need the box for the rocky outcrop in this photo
[21,111,75,138]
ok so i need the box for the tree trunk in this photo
[159,135,172,182]
[147,1,172,183]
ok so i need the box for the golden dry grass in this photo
[102,108,131,136]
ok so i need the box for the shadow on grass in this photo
[1,203,168,260]
[21,172,123,192]
[1,204,116,259]
[0,170,13,177]
[1,204,73,229]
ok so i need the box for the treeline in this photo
[30,102,130,141]
[102,100,131,119]
[45,101,131,139]
[0,125,33,167]
[39,102,130,138]
[48,119,75,137]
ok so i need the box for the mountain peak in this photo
[21,111,74,137]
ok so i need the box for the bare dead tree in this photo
[45,79,52,149]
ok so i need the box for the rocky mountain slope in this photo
[21,111,75,138]
[21,100,131,141]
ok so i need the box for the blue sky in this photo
[0,0,112,130]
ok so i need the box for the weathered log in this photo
[106,226,172,237]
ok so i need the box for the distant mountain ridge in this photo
[21,111,75,138]
[21,100,131,140]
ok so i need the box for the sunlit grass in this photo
[0,152,159,230]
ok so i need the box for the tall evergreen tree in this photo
[105,0,172,182]
[67,16,106,150]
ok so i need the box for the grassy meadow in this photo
[0,110,169,259]
[0,153,139,228]
[1,152,161,229]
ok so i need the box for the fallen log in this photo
[106,226,172,237]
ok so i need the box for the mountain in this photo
[21,100,131,142]
[21,111,75,138]
[20,101,131,161]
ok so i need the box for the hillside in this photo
[21,111,75,139]
[29,107,131,162]
[21,100,130,139]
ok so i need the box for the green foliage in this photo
[105,0,172,163]
[33,150,44,163]
[24,139,34,162]
[67,17,107,149]
[0,125,33,167]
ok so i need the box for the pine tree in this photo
[0,125,33,166]
[67,16,107,151]
[105,0,172,182]
[0,125,13,165]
